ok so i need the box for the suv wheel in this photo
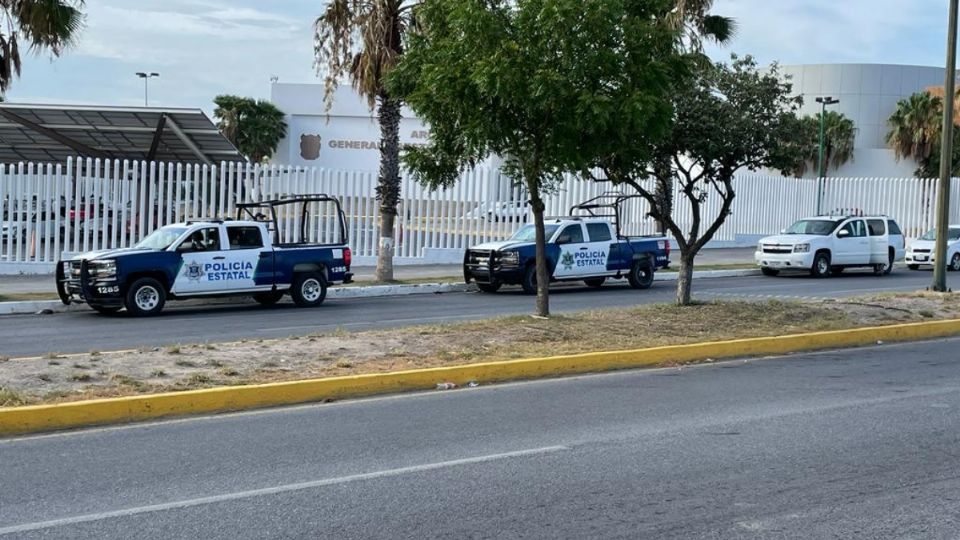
[291,272,327,307]
[125,278,166,316]
[810,252,831,278]
[875,251,895,275]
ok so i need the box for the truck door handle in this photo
[259,253,271,259]
[580,247,589,250]
[213,256,226,260]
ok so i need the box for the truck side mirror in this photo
[557,235,571,245]
[837,229,850,238]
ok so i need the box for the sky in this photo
[3,0,956,115]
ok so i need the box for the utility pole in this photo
[815,96,839,215]
[933,0,959,292]
[135,72,160,107]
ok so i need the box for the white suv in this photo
[756,216,905,277]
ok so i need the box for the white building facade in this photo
[272,65,945,179]
[780,63,946,178]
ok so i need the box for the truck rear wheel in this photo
[627,260,654,290]
[291,272,327,307]
[124,278,166,317]
[583,277,606,288]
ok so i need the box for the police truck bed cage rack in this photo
[235,194,347,247]
[568,192,653,239]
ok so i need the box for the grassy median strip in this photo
[2,291,958,408]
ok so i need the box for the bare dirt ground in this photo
[2,292,958,407]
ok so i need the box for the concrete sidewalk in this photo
[0,247,756,296]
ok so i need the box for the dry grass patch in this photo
[2,294,958,407]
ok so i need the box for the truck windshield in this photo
[135,226,187,250]
[510,224,559,242]
[920,228,960,241]
[783,220,840,235]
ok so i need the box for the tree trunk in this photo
[676,251,695,306]
[375,95,402,282]
[527,179,549,317]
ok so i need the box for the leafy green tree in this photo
[652,0,736,232]
[212,95,287,164]
[0,0,85,92]
[314,0,417,282]
[589,55,802,305]
[391,0,682,317]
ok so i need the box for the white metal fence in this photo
[0,157,957,272]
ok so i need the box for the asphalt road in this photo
[3,338,960,538]
[1,269,952,357]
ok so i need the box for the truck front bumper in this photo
[463,249,523,284]
[57,260,124,307]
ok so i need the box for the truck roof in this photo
[166,219,266,228]
[545,216,614,224]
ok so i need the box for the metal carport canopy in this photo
[0,103,242,165]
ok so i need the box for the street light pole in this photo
[933,0,959,292]
[135,72,160,107]
[815,96,839,215]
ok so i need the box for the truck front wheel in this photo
[291,272,327,307]
[476,282,501,293]
[627,260,654,290]
[521,265,538,295]
[125,278,166,317]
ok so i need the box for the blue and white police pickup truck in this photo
[57,195,353,316]
[463,194,671,293]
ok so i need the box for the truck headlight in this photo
[61,261,70,274]
[793,243,810,253]
[89,259,117,278]
[499,251,519,267]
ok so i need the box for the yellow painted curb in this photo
[3,318,960,436]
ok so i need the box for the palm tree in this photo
[793,111,857,176]
[213,96,287,164]
[670,0,737,51]
[315,0,416,282]
[886,91,943,177]
[0,0,85,92]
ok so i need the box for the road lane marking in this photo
[0,445,568,535]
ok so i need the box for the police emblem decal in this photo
[184,260,205,281]
[561,251,574,271]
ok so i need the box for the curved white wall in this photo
[782,64,946,150]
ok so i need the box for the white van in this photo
[756,215,905,277]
